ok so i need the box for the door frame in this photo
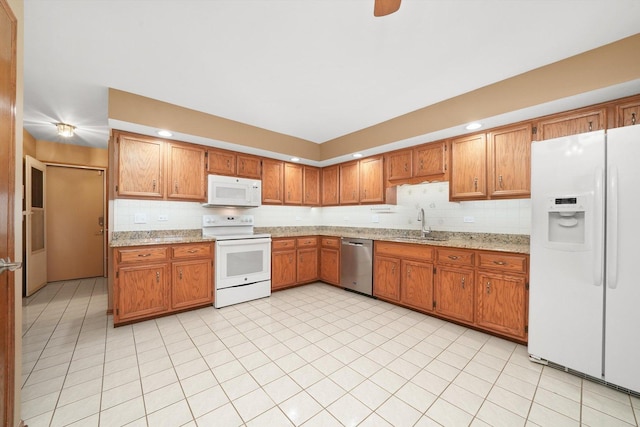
[0,0,17,425]
[44,162,108,278]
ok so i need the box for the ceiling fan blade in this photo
[374,0,401,17]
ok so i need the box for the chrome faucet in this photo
[417,208,431,237]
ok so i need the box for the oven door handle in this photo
[216,238,272,247]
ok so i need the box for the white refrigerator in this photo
[528,125,640,394]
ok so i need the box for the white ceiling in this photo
[23,0,640,153]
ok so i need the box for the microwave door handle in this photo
[216,238,272,247]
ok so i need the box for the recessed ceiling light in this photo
[157,130,173,137]
[465,122,482,131]
[353,153,363,158]
[290,157,300,162]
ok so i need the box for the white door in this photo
[528,131,605,379]
[604,125,640,393]
[25,155,47,296]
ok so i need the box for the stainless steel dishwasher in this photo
[340,238,373,296]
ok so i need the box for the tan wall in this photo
[35,139,108,168]
[109,89,322,161]
[23,129,35,158]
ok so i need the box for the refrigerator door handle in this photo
[594,167,604,287]
[607,166,619,289]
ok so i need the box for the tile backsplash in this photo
[113,181,531,235]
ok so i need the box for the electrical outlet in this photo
[463,216,475,223]
[134,213,147,224]
[157,214,168,221]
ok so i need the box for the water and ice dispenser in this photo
[545,195,591,250]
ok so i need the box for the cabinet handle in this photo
[156,271,160,283]
[288,255,293,262]
[175,181,179,193]
[407,267,412,277]
[187,249,198,253]
[448,255,459,260]
[461,277,465,289]
[179,269,183,280]
[152,179,156,191]
[632,112,636,125]
[420,160,424,170]
[588,121,593,132]
[227,159,230,167]
[137,253,152,257]
[404,163,408,172]
[352,190,356,199]
[498,175,503,188]
[474,177,478,191]
[493,260,506,265]
[364,189,367,198]
[486,281,491,294]
[391,265,396,274]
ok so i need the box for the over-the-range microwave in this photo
[203,174,262,207]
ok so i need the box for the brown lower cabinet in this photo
[113,242,214,325]
[319,237,340,286]
[271,236,320,291]
[374,241,529,343]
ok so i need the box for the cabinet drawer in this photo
[478,252,527,273]
[375,241,433,261]
[273,239,296,251]
[297,237,318,247]
[321,237,340,248]
[117,246,168,264]
[172,243,212,259]
[436,248,474,267]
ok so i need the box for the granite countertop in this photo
[111,226,530,254]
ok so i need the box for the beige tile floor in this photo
[20,277,639,427]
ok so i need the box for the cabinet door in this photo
[320,248,340,285]
[237,154,262,179]
[413,141,447,178]
[207,149,236,176]
[303,166,320,206]
[167,143,206,201]
[339,161,359,204]
[116,134,163,198]
[321,165,339,206]
[536,108,605,140]
[359,156,384,204]
[488,123,532,198]
[374,256,400,301]
[387,150,412,181]
[450,133,487,200]
[116,264,169,323]
[284,163,303,205]
[476,271,527,340]
[434,266,474,323]
[262,159,284,204]
[272,250,296,290]
[617,99,640,127]
[400,260,434,312]
[297,247,318,283]
[172,259,213,310]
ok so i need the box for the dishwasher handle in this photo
[343,241,364,246]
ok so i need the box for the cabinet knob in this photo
[407,267,412,277]
[175,181,179,193]
[156,271,160,283]
[498,175,503,188]
[486,281,491,294]
[152,179,156,191]
[632,112,637,125]
[179,269,183,280]
[461,277,465,289]
[474,177,478,191]
[588,121,593,132]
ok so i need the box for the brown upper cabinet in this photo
[303,166,320,206]
[385,140,447,186]
[487,123,532,199]
[450,133,487,201]
[339,155,388,205]
[284,162,303,205]
[262,158,284,205]
[114,131,205,202]
[616,97,640,127]
[534,107,606,141]
[321,165,340,206]
[207,148,262,179]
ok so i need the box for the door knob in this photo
[0,258,22,274]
